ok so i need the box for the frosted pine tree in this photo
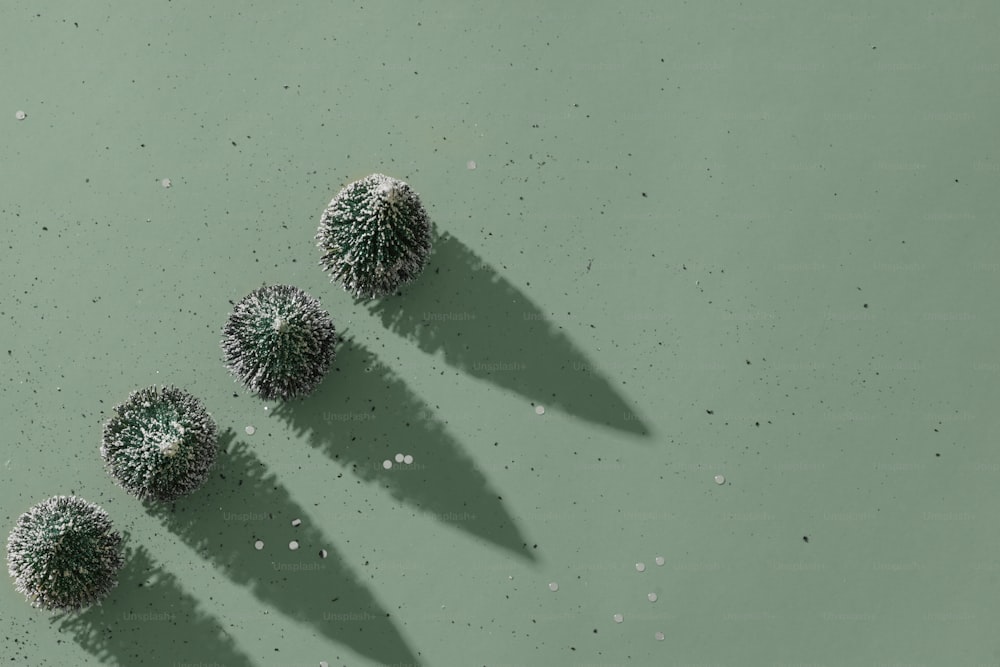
[316,173,432,300]
[6,496,124,610]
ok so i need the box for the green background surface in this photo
[2,1,998,666]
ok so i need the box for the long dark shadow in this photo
[271,337,537,562]
[51,539,255,667]
[366,229,651,437]
[146,429,421,666]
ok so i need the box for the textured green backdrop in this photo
[2,1,999,666]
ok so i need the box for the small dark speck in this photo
[231,141,237,146]
[935,453,941,457]
[641,192,647,197]
[863,304,868,308]
[802,536,809,543]
[706,409,714,415]
[42,227,48,231]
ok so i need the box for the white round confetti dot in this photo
[395,453,405,463]
[655,555,665,566]
[254,540,264,550]
[289,540,299,550]
[291,518,302,527]
[245,425,256,435]
[403,454,413,464]
[319,549,328,559]
[613,613,624,623]
[548,582,558,591]
[467,160,477,170]
[15,110,26,120]
[648,592,658,602]
[635,562,646,572]
[382,460,392,469]
[535,405,545,415]
[161,178,171,188]
[714,474,726,485]
[655,631,665,641]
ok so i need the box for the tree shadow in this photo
[145,429,421,666]
[271,337,537,562]
[51,539,255,667]
[365,229,651,437]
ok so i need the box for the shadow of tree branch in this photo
[366,229,651,437]
[145,429,422,666]
[271,337,537,562]
[51,538,255,667]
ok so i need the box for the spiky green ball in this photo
[101,386,218,502]
[6,496,124,611]
[221,284,337,400]
[316,173,433,300]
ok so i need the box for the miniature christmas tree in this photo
[221,284,337,400]
[101,386,218,502]
[6,495,124,611]
[316,173,433,300]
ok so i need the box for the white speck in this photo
[382,460,392,470]
[647,592,658,602]
[319,549,328,558]
[508,575,513,580]
[254,540,264,550]
[320,662,329,667]
[263,406,268,411]
[394,453,404,463]
[714,474,726,485]
[161,178,171,188]
[655,631,665,641]
[403,454,413,464]
[548,582,558,591]
[635,562,646,572]
[535,405,545,415]
[245,425,256,435]
[613,613,624,623]
[289,540,299,550]
[467,160,477,170]
[15,110,26,120]
[291,518,301,527]
[655,556,665,566]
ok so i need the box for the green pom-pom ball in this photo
[6,495,124,610]
[221,284,337,400]
[316,173,433,300]
[101,386,218,502]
